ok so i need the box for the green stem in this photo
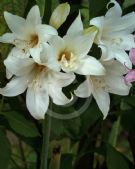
[40,109,52,169]
[109,116,120,147]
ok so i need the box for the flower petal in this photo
[29,45,43,63]
[49,86,72,105]
[93,88,110,119]
[74,78,92,98]
[106,0,122,18]
[103,59,128,75]
[37,24,58,43]
[49,71,75,87]
[6,69,13,79]
[26,5,41,25]
[0,76,28,96]
[67,12,83,35]
[26,83,49,119]
[106,75,131,95]
[118,34,135,51]
[76,56,105,75]
[105,12,135,34]
[40,43,60,71]
[100,45,132,69]
[124,70,135,84]
[49,2,70,29]
[90,16,104,43]
[0,33,15,44]
[4,11,26,38]
[129,48,135,65]
[64,28,97,57]
[4,48,35,76]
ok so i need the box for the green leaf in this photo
[1,111,40,137]
[0,128,11,169]
[123,0,135,8]
[89,0,109,19]
[121,109,135,133]
[109,117,120,147]
[106,144,130,169]
[50,100,102,140]
[35,0,45,17]
[60,154,73,169]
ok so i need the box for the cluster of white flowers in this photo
[0,0,134,119]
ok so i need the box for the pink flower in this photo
[124,69,135,84]
[129,48,135,65]
[124,47,135,84]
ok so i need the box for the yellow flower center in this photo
[30,34,39,48]
[58,50,77,69]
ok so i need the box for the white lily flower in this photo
[49,13,105,76]
[75,60,131,118]
[0,5,58,60]
[49,2,70,29]
[0,44,75,119]
[90,0,135,68]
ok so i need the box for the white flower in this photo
[49,2,70,29]
[0,5,58,61]
[0,44,75,119]
[90,0,135,68]
[49,13,105,76]
[75,60,131,118]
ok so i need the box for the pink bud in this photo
[129,48,135,65]
[124,69,135,84]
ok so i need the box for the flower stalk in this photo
[40,110,52,169]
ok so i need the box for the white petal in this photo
[76,56,105,75]
[4,12,26,38]
[118,34,135,50]
[106,75,131,95]
[6,69,13,79]
[64,30,97,57]
[49,71,75,87]
[37,24,58,42]
[103,59,128,75]
[48,35,65,53]
[49,2,70,29]
[74,78,92,98]
[49,86,72,105]
[26,83,49,119]
[26,5,41,25]
[4,48,35,76]
[67,12,83,35]
[29,45,42,63]
[0,76,28,96]
[90,16,104,43]
[113,50,132,69]
[105,12,135,34]
[0,33,15,43]
[106,0,122,18]
[40,43,60,71]
[100,45,132,69]
[93,88,110,119]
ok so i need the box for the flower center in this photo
[30,34,39,48]
[58,50,77,70]
[58,51,72,61]
[35,64,45,74]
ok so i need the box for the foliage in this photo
[0,0,135,169]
